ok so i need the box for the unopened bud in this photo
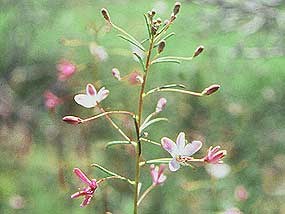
[157,40,166,54]
[173,2,181,16]
[202,84,220,95]
[164,19,170,25]
[170,13,177,22]
[62,116,83,125]
[136,75,144,84]
[155,97,167,113]
[112,68,121,80]
[156,18,162,24]
[193,45,204,58]
[151,9,156,17]
[101,8,111,23]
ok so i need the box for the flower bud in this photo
[202,84,220,96]
[112,68,121,80]
[135,75,144,84]
[157,40,166,54]
[62,116,82,125]
[101,8,111,23]
[155,97,167,113]
[156,18,162,24]
[173,2,181,16]
[164,19,170,25]
[193,45,204,58]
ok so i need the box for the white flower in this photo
[161,132,202,172]
[74,83,109,108]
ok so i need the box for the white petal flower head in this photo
[74,84,109,108]
[161,132,202,172]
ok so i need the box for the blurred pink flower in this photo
[71,168,98,207]
[43,91,62,110]
[203,146,227,164]
[57,59,76,81]
[235,185,248,201]
[74,83,109,108]
[161,132,202,172]
[155,98,167,113]
[150,164,167,185]
[128,71,143,85]
[112,68,121,80]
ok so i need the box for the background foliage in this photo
[1,0,285,213]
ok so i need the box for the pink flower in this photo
[203,146,227,164]
[150,164,167,185]
[128,71,143,85]
[161,132,202,172]
[234,185,248,201]
[43,91,62,110]
[74,83,109,108]
[155,98,167,113]
[57,59,76,81]
[71,168,98,207]
[112,68,121,80]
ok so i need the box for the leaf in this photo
[133,52,146,71]
[143,13,151,38]
[151,58,181,65]
[106,141,133,149]
[140,117,168,132]
[154,32,175,48]
[118,34,145,52]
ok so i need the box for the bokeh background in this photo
[1,0,285,213]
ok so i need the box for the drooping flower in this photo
[74,84,109,108]
[57,59,76,81]
[155,98,167,113]
[203,146,227,164]
[43,90,62,110]
[161,132,202,172]
[150,164,167,185]
[71,168,98,207]
[112,68,121,80]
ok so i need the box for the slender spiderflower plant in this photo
[63,2,226,213]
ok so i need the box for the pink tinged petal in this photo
[71,191,86,199]
[150,164,158,183]
[183,140,202,156]
[96,87,109,102]
[74,94,97,108]
[112,68,121,80]
[155,98,167,113]
[157,174,167,184]
[176,132,186,154]
[161,137,177,157]
[73,168,93,187]
[86,84,97,96]
[169,158,180,172]
[80,195,93,207]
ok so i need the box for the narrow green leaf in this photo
[106,141,133,149]
[143,13,151,38]
[154,32,175,48]
[140,118,168,132]
[118,34,145,52]
[151,58,181,65]
[133,52,146,71]
[159,83,186,89]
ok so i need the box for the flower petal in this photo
[86,84,97,96]
[80,195,92,207]
[71,191,86,199]
[169,158,180,172]
[176,132,186,154]
[161,137,177,157]
[74,94,97,108]
[96,87,109,102]
[183,140,202,156]
[73,168,92,186]
[157,174,167,184]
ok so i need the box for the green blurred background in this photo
[1,0,285,213]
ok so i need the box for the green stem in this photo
[134,35,155,214]
[137,184,155,206]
